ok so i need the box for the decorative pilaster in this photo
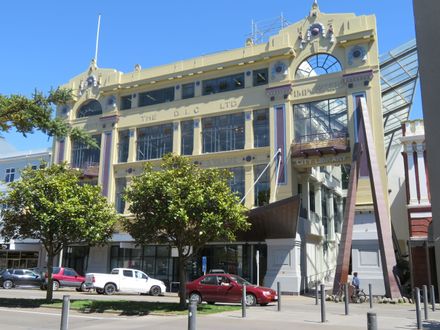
[416,144,429,204]
[406,144,418,205]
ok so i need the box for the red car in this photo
[186,273,277,306]
[42,267,87,291]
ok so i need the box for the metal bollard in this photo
[60,295,70,330]
[242,284,246,318]
[431,285,436,312]
[188,300,197,330]
[277,282,281,312]
[315,282,319,305]
[415,288,422,330]
[367,312,378,330]
[423,285,429,320]
[320,284,326,323]
[369,283,373,309]
[344,283,349,315]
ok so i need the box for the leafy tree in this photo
[123,154,250,307]
[0,88,97,147]
[0,163,119,302]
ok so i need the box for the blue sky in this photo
[0,0,420,151]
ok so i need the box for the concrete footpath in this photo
[0,291,439,329]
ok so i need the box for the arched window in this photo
[295,54,342,79]
[77,100,102,118]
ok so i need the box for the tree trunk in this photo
[46,252,54,303]
[178,252,187,308]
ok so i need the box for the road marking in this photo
[0,308,125,320]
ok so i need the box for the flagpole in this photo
[94,14,101,66]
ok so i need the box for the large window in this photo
[254,164,270,207]
[253,109,269,148]
[118,130,129,163]
[71,135,101,169]
[120,95,133,110]
[294,97,348,143]
[202,113,245,153]
[295,54,342,79]
[115,177,126,214]
[202,73,245,95]
[227,167,245,200]
[137,124,173,160]
[4,168,15,183]
[77,100,102,118]
[138,87,175,107]
[181,120,194,156]
[182,83,195,99]
[253,68,268,86]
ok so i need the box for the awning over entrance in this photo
[237,196,300,242]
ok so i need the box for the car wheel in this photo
[96,288,105,295]
[80,282,89,292]
[3,280,13,289]
[104,283,116,295]
[189,292,202,304]
[149,285,161,296]
[245,293,257,306]
[52,281,60,291]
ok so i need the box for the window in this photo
[181,120,194,156]
[64,269,78,276]
[115,178,127,214]
[118,130,130,163]
[137,124,173,160]
[123,270,133,277]
[135,270,147,279]
[202,113,245,153]
[52,267,61,274]
[254,164,270,206]
[295,54,342,79]
[227,167,245,200]
[4,168,15,183]
[202,73,245,95]
[138,87,175,107]
[294,97,348,143]
[182,83,195,99]
[201,276,218,285]
[71,135,101,169]
[14,270,24,275]
[120,95,133,110]
[253,68,268,86]
[253,109,269,148]
[77,100,102,118]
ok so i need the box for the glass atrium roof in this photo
[379,39,419,158]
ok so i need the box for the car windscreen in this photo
[229,275,251,286]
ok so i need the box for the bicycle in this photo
[335,283,368,303]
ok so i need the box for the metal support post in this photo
[423,285,429,320]
[242,284,246,318]
[277,282,281,312]
[369,283,373,309]
[367,312,378,330]
[344,283,349,315]
[320,284,326,323]
[415,288,422,330]
[188,300,197,330]
[315,282,319,305]
[60,295,70,330]
[431,285,436,312]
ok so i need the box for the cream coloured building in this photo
[54,2,389,293]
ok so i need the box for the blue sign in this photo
[202,256,207,274]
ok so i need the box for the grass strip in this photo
[0,298,240,315]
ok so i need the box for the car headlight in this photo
[262,291,272,296]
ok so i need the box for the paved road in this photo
[1,289,440,329]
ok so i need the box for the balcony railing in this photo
[292,131,349,157]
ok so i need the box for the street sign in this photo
[202,256,207,275]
